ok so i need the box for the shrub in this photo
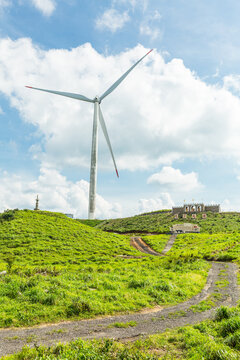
[1,210,15,221]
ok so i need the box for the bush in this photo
[1,210,15,221]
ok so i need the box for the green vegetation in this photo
[165,233,240,264]
[108,320,137,328]
[78,219,104,228]
[98,211,240,234]
[1,209,240,358]
[0,210,210,328]
[189,296,216,313]
[5,305,240,359]
[141,234,170,253]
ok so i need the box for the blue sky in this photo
[1,0,240,218]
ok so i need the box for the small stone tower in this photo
[34,195,39,211]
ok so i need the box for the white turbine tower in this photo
[26,49,153,219]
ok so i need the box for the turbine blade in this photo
[25,86,94,103]
[100,49,153,102]
[99,106,119,178]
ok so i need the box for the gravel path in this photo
[0,238,239,357]
[161,234,177,255]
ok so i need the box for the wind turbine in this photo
[26,49,153,219]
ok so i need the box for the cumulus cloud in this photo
[95,8,130,32]
[138,193,174,213]
[0,167,121,219]
[147,167,203,191]
[30,0,56,16]
[1,39,240,175]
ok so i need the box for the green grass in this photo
[108,321,137,328]
[189,297,216,313]
[164,232,240,264]
[77,219,104,228]
[5,305,240,360]
[141,234,170,253]
[0,210,210,328]
[98,211,240,234]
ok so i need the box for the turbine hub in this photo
[94,95,100,103]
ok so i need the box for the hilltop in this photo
[96,210,240,233]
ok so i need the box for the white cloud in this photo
[30,0,56,16]
[0,106,3,114]
[139,24,161,41]
[139,10,162,40]
[95,8,130,32]
[224,74,240,96]
[0,167,121,219]
[147,167,203,192]
[138,193,174,213]
[1,39,240,176]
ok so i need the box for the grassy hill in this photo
[1,210,240,359]
[0,210,209,327]
[97,211,240,234]
[0,209,137,267]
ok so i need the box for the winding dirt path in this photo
[131,234,177,256]
[0,236,239,357]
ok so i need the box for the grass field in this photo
[5,305,240,359]
[1,209,240,359]
[97,211,240,234]
[166,233,240,264]
[0,210,210,328]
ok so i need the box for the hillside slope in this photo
[0,209,138,268]
[0,210,209,327]
[97,211,240,233]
